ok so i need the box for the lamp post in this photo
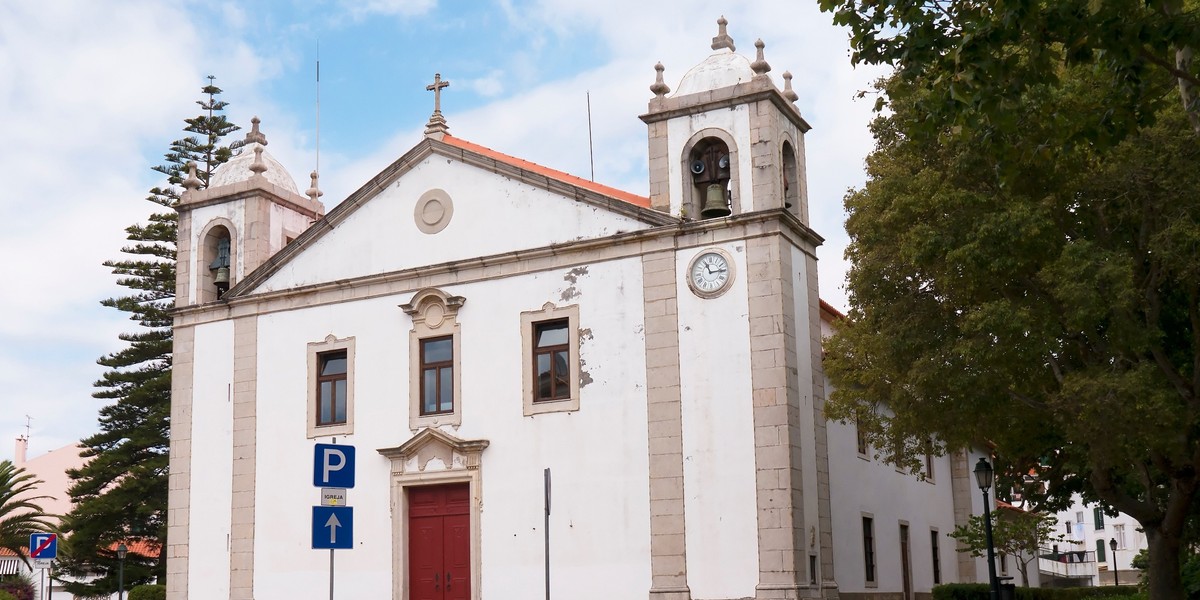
[1109,538,1119,586]
[974,458,1000,600]
[117,543,127,600]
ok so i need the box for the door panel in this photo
[410,515,444,600]
[443,513,471,600]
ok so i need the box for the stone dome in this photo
[673,48,754,96]
[209,142,301,195]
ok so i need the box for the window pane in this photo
[439,367,453,411]
[423,337,452,362]
[319,381,332,424]
[321,353,347,376]
[536,321,568,347]
[553,350,569,389]
[334,380,347,423]
[423,369,437,414]
[537,353,552,398]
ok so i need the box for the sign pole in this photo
[544,467,551,600]
[329,548,334,600]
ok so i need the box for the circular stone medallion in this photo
[414,188,454,234]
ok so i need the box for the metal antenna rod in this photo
[586,92,595,182]
[316,41,321,178]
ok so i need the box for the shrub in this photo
[0,589,15,600]
[0,573,34,600]
[129,584,166,600]
[933,583,1142,600]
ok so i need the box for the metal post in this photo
[330,549,335,600]
[1113,552,1119,586]
[981,488,999,600]
[118,556,125,600]
[545,467,551,600]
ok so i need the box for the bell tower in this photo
[640,17,811,222]
[175,117,325,306]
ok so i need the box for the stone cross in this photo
[426,73,450,114]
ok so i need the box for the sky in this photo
[0,1,888,463]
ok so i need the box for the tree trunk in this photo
[1145,527,1185,600]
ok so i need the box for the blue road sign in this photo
[312,506,353,550]
[29,533,57,560]
[313,443,355,488]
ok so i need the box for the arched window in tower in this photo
[202,225,233,301]
[689,138,732,219]
[782,141,799,211]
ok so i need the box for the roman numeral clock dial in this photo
[687,250,734,298]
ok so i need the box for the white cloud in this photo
[341,0,438,19]
[464,70,506,97]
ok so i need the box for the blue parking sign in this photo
[30,533,57,560]
[312,506,353,549]
[313,443,355,488]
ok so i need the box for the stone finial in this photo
[711,16,735,51]
[249,145,267,176]
[650,62,671,97]
[244,116,268,146]
[782,71,799,102]
[306,170,324,202]
[182,161,202,191]
[424,73,451,139]
[751,39,772,77]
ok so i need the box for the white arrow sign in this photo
[325,512,342,543]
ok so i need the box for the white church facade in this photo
[167,19,991,600]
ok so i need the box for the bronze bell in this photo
[214,266,230,286]
[700,184,731,218]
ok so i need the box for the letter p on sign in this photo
[313,443,356,488]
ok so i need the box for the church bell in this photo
[700,184,732,218]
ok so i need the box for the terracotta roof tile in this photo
[440,135,651,208]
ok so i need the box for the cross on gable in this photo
[426,73,450,114]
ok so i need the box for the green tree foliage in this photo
[0,573,32,600]
[818,0,1200,156]
[949,510,1063,586]
[55,80,239,597]
[129,583,167,600]
[823,60,1200,600]
[0,461,52,563]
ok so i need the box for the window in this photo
[533,320,570,401]
[863,516,877,585]
[522,303,580,416]
[1065,521,1072,535]
[403,288,465,429]
[809,554,818,585]
[856,421,869,457]
[931,530,942,584]
[316,351,348,425]
[924,452,935,481]
[420,336,454,415]
[1115,524,1126,549]
[1096,539,1107,563]
[1000,553,1008,575]
[306,335,355,438]
[1094,507,1106,530]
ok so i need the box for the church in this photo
[167,18,992,600]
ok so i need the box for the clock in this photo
[687,249,734,297]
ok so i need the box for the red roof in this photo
[107,540,160,558]
[441,135,652,209]
[0,548,18,557]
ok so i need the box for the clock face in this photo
[689,251,731,296]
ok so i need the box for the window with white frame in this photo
[521,303,580,416]
[306,335,355,438]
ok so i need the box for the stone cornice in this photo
[173,209,823,328]
[640,82,811,133]
[178,177,324,219]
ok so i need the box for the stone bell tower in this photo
[640,16,811,223]
[175,117,325,307]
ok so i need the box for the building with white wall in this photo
[167,19,991,600]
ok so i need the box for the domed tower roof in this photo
[673,49,755,96]
[209,117,301,195]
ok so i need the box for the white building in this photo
[1049,497,1144,586]
[167,19,991,600]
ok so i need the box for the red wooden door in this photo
[409,484,471,600]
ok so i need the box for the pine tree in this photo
[56,80,239,597]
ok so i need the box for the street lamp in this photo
[117,543,127,600]
[1109,538,1119,586]
[974,458,1000,600]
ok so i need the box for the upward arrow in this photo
[325,513,342,543]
